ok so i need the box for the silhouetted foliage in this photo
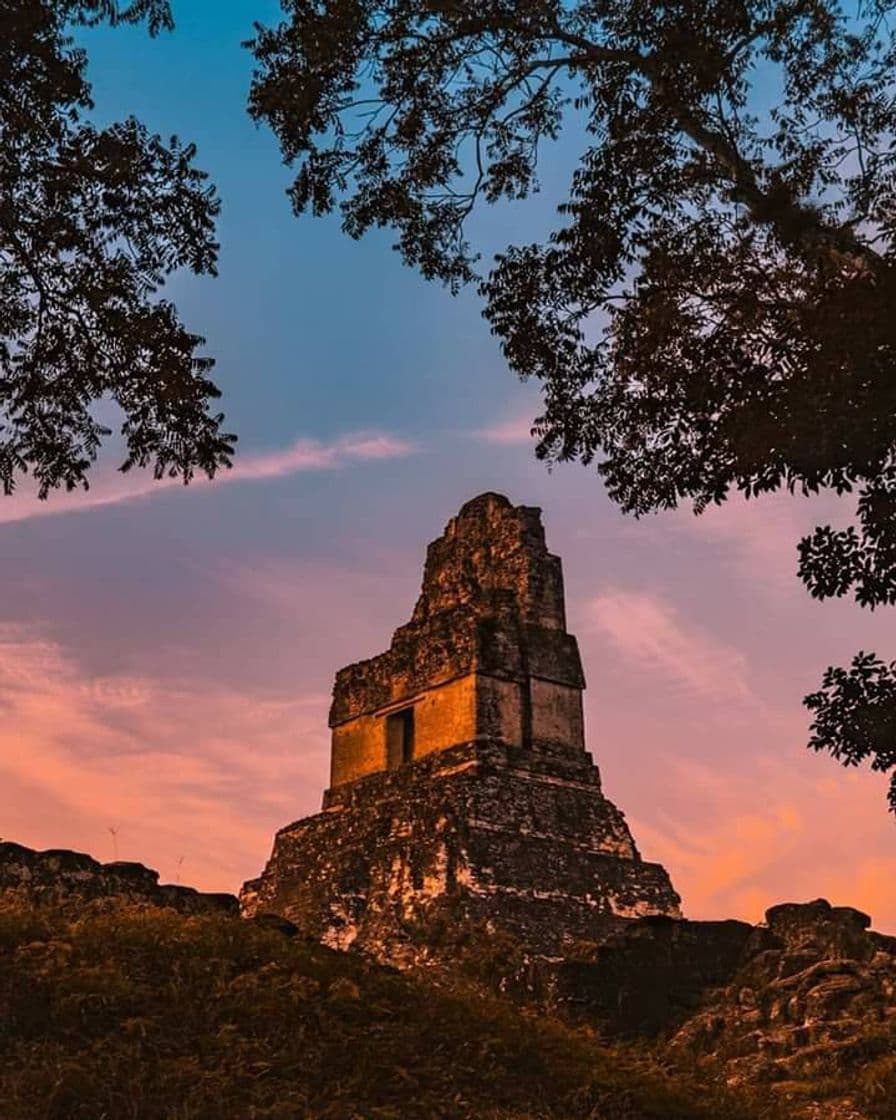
[246,0,896,807]
[806,651,896,811]
[1,0,234,497]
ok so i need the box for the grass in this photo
[0,897,781,1120]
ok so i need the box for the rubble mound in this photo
[0,840,238,915]
[668,900,896,1118]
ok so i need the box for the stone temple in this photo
[241,493,681,959]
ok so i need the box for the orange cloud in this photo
[628,755,896,933]
[0,623,330,891]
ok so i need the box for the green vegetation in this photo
[0,898,773,1120]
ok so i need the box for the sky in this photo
[2,2,894,932]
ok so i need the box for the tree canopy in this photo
[1,0,234,497]
[247,0,896,808]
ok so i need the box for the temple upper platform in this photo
[328,492,587,787]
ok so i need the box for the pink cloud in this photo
[474,414,535,446]
[589,589,754,701]
[0,431,417,526]
[232,432,417,480]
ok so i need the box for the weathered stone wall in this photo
[537,916,763,1035]
[242,739,680,962]
[411,493,567,631]
[331,673,537,786]
[328,608,584,729]
[475,674,525,744]
[667,899,896,1083]
[530,677,585,749]
[328,604,493,726]
[522,895,896,1084]
[330,710,387,787]
[331,673,480,785]
[0,841,238,915]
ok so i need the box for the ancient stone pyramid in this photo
[241,493,680,959]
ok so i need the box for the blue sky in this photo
[79,1,556,446]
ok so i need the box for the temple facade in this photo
[241,493,681,960]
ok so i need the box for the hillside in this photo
[0,896,771,1120]
[2,840,895,1118]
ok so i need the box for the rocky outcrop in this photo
[537,914,764,1035]
[667,899,896,1095]
[512,899,894,1118]
[528,898,894,1041]
[0,841,238,915]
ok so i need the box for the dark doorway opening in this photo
[386,707,415,769]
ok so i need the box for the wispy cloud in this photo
[473,414,535,446]
[0,431,417,526]
[670,491,855,600]
[232,432,415,479]
[589,588,753,701]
